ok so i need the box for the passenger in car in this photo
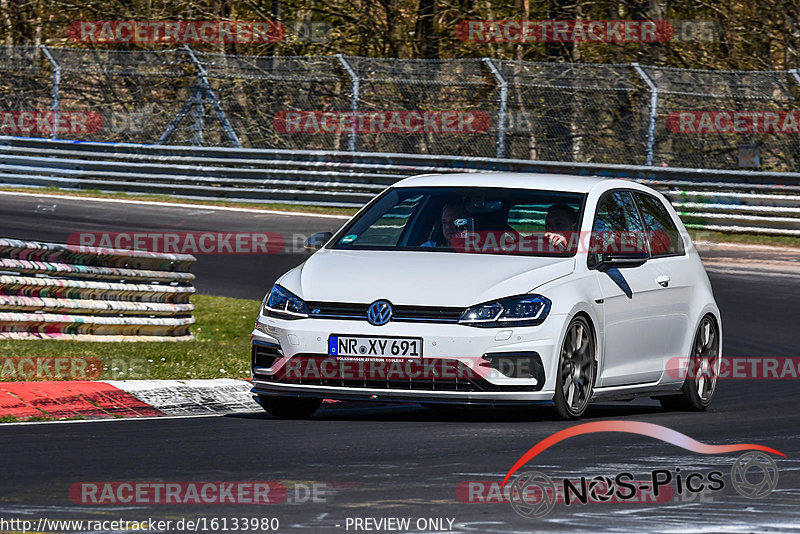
[544,203,578,250]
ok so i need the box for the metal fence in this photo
[2,45,800,171]
[1,136,798,236]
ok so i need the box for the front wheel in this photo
[658,315,720,411]
[258,395,322,419]
[553,316,596,420]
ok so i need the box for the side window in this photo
[634,192,685,257]
[589,191,647,267]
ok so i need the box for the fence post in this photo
[336,54,359,152]
[191,87,205,146]
[482,58,508,159]
[632,63,658,166]
[39,45,60,140]
[183,45,242,148]
[157,90,195,145]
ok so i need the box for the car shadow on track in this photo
[227,402,666,423]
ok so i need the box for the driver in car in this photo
[544,203,578,250]
[421,202,471,248]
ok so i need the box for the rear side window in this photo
[634,193,685,257]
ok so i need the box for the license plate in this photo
[328,335,422,358]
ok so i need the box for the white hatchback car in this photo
[251,173,721,420]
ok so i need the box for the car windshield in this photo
[331,186,586,256]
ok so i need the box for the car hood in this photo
[280,249,575,307]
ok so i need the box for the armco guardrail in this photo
[0,136,798,236]
[0,237,196,341]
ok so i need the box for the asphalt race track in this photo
[0,192,348,300]
[1,191,799,532]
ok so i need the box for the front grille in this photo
[306,302,463,324]
[393,305,463,323]
[252,341,282,368]
[306,302,367,320]
[255,354,539,392]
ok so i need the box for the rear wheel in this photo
[658,315,720,411]
[258,395,322,419]
[553,316,596,420]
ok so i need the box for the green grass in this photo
[0,294,261,381]
[0,185,359,217]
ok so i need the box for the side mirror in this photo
[595,252,648,272]
[303,232,333,253]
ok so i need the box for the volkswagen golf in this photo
[250,173,721,420]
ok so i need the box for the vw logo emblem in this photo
[366,300,392,326]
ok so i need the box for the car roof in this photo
[393,172,637,194]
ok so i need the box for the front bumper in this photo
[250,312,566,404]
[252,381,555,405]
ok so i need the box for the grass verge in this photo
[0,294,261,381]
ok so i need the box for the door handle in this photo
[656,275,670,287]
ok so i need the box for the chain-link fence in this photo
[643,66,800,170]
[200,52,351,150]
[0,47,57,132]
[49,48,196,145]
[2,45,800,171]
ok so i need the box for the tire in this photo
[258,395,322,419]
[658,315,720,411]
[553,316,596,420]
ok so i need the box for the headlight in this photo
[459,294,551,328]
[262,285,308,319]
